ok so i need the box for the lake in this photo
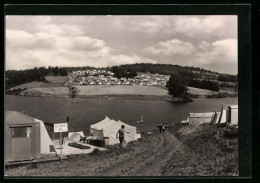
[5,95,238,136]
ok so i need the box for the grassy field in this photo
[33,87,69,95]
[74,85,169,96]
[10,76,69,89]
[187,87,218,96]
[45,76,69,84]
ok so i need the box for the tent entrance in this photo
[10,126,33,161]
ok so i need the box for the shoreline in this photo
[5,93,238,102]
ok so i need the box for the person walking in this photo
[159,123,163,133]
[116,125,125,148]
[162,124,165,133]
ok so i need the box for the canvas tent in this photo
[68,131,85,141]
[189,112,215,124]
[216,105,238,126]
[226,105,238,126]
[5,111,56,162]
[90,116,141,145]
[218,109,227,124]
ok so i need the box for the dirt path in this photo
[96,131,184,176]
[131,131,183,176]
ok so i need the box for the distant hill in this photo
[5,63,237,90]
[109,63,237,81]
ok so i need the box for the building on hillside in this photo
[101,78,108,82]
[110,77,118,82]
[120,77,127,82]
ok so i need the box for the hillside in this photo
[5,63,237,90]
[5,124,238,176]
[109,63,237,81]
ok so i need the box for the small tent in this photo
[217,105,238,126]
[90,117,141,145]
[189,112,214,124]
[5,111,56,162]
[226,105,238,126]
[218,109,227,124]
[68,131,85,141]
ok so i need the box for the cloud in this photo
[195,39,238,64]
[6,27,156,70]
[143,39,196,56]
[5,16,237,74]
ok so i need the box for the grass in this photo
[74,85,169,96]
[10,76,69,90]
[187,87,218,96]
[162,124,238,176]
[33,87,69,95]
[45,76,69,84]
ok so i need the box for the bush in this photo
[90,148,102,156]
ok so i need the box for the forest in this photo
[5,67,68,90]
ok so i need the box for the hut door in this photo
[10,127,32,161]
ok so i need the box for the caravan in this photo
[5,111,56,162]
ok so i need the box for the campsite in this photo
[5,102,238,176]
[5,120,238,176]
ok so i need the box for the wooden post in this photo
[60,132,62,155]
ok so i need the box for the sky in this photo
[5,15,237,74]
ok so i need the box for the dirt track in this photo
[94,131,184,176]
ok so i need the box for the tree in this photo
[166,73,188,97]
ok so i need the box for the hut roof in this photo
[5,111,37,125]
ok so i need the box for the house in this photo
[110,77,118,82]
[120,77,127,82]
[101,78,108,82]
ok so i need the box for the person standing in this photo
[162,124,165,133]
[116,125,125,148]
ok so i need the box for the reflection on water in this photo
[5,95,238,135]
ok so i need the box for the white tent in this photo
[227,105,238,126]
[34,118,56,154]
[219,109,227,124]
[189,112,214,124]
[68,131,85,141]
[217,105,238,126]
[90,117,141,145]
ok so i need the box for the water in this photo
[5,95,238,135]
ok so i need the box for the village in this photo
[68,69,170,86]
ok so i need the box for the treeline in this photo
[187,79,219,92]
[166,73,220,100]
[218,74,238,82]
[110,66,137,79]
[64,66,102,73]
[5,66,68,90]
[110,63,237,83]
[109,63,213,77]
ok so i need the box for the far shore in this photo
[6,82,238,101]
